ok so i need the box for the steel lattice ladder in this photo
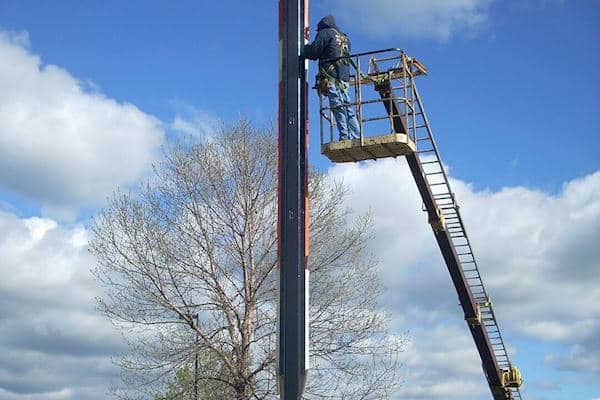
[410,82,523,400]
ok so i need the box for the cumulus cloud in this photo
[321,0,493,40]
[0,31,164,218]
[170,102,219,139]
[2,157,597,400]
[327,159,600,398]
[0,211,123,400]
[545,327,600,374]
[398,324,490,400]
[520,320,598,343]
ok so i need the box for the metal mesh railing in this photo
[317,48,425,147]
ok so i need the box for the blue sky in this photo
[0,1,598,399]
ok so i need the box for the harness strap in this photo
[324,28,364,85]
[319,67,348,93]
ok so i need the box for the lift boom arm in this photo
[319,50,523,400]
[380,56,522,400]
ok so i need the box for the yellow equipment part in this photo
[503,366,523,388]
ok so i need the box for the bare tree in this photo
[91,120,407,400]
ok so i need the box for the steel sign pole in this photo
[277,0,309,399]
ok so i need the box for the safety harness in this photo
[318,28,359,95]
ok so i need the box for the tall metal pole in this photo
[277,0,309,399]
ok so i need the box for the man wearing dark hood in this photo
[304,15,360,141]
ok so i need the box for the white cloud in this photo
[397,324,491,400]
[2,158,597,400]
[328,159,600,398]
[550,344,600,372]
[520,320,598,343]
[322,0,493,40]
[0,31,164,218]
[171,110,218,139]
[0,211,122,400]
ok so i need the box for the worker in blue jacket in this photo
[304,15,360,141]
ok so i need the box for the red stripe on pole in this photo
[304,0,309,41]
[278,0,284,41]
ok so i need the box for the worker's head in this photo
[317,15,337,31]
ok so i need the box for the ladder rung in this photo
[452,235,469,241]
[439,206,456,211]
[436,200,454,205]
